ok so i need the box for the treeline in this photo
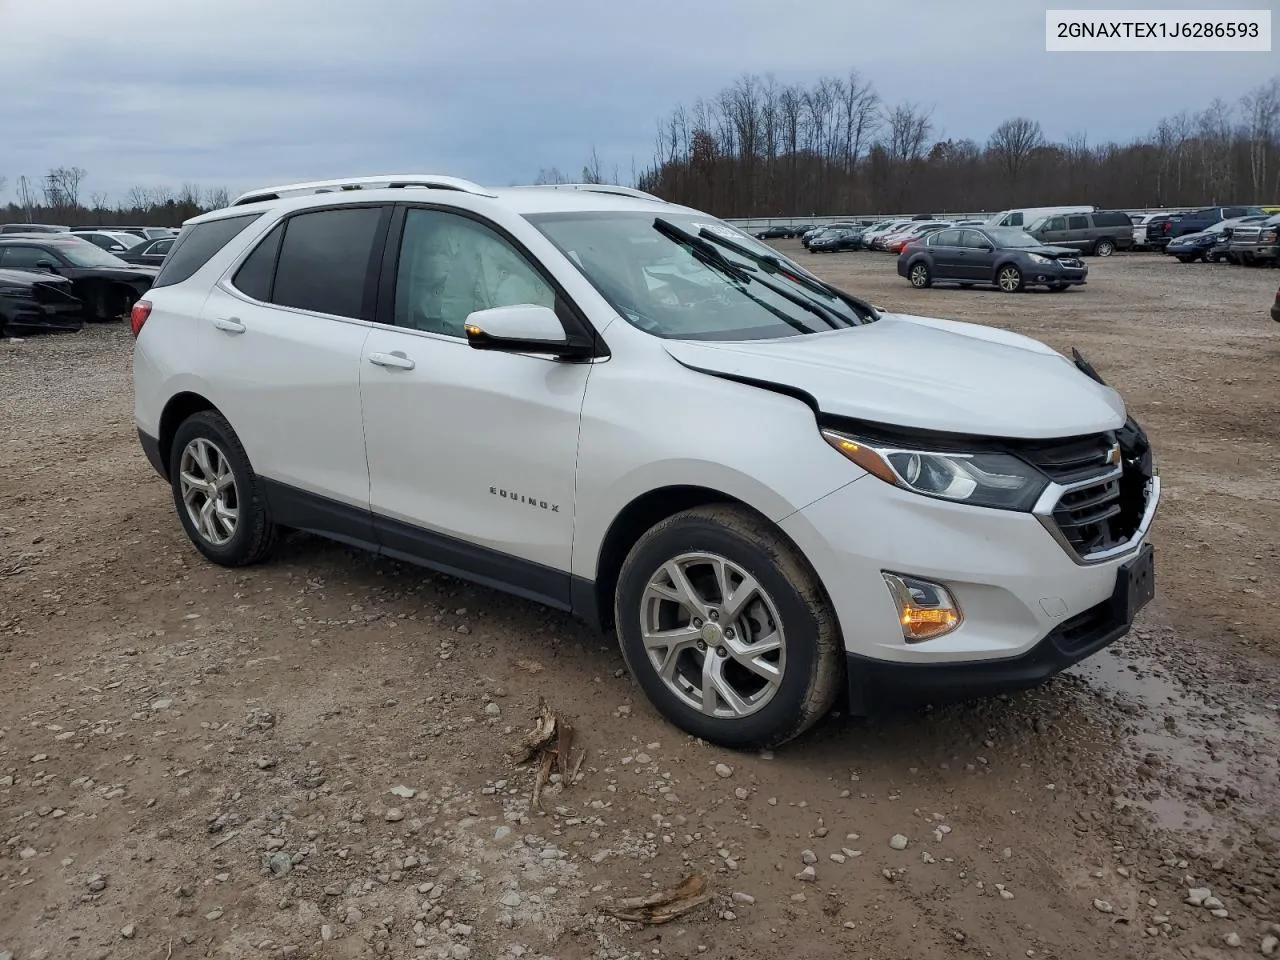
[634,72,1280,216]
[0,168,229,228]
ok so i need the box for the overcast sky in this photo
[0,0,1274,203]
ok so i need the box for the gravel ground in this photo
[1,252,1278,960]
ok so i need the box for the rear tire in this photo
[908,262,932,288]
[1094,238,1115,257]
[169,411,278,568]
[614,505,843,750]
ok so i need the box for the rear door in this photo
[924,229,963,278]
[198,205,390,535]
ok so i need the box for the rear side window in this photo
[1094,211,1131,227]
[929,230,961,246]
[232,223,284,302]
[1068,215,1089,230]
[270,207,384,319]
[153,213,263,289]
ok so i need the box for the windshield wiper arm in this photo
[653,218,846,331]
[695,228,880,322]
[652,217,820,335]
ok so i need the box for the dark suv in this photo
[1026,211,1135,257]
[1160,206,1267,241]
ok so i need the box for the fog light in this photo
[882,573,962,642]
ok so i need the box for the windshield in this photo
[51,240,131,268]
[528,211,874,341]
[987,228,1045,248]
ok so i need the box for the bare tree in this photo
[0,175,6,200]
[533,167,570,185]
[580,146,604,184]
[1241,78,1280,198]
[987,117,1045,181]
[883,101,934,163]
[205,186,230,209]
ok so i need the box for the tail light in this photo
[130,300,152,337]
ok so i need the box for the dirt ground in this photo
[2,251,1279,960]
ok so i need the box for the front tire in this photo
[997,264,1024,292]
[908,262,932,288]
[169,411,278,567]
[614,505,843,750]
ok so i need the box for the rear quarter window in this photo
[152,212,264,289]
[1094,212,1132,227]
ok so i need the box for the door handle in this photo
[213,317,246,334]
[368,351,415,370]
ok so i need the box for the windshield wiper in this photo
[694,228,880,323]
[653,218,843,332]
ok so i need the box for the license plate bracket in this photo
[1116,544,1156,623]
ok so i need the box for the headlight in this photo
[1027,253,1052,265]
[820,430,1049,510]
[0,285,34,299]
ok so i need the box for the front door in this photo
[958,230,997,280]
[1037,216,1069,248]
[360,206,592,607]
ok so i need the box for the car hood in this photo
[662,312,1127,439]
[1019,243,1081,257]
[0,267,71,287]
[90,264,160,278]
[1170,230,1214,243]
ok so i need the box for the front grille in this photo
[1019,428,1152,559]
[1057,258,1083,268]
[1234,227,1262,242]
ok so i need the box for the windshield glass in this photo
[987,228,1045,248]
[50,239,131,268]
[528,211,872,341]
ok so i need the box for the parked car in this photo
[1144,214,1178,250]
[71,229,146,254]
[808,227,862,252]
[983,205,1094,229]
[1226,213,1280,266]
[1026,211,1135,257]
[103,226,178,242]
[898,225,1088,292]
[0,267,84,336]
[862,219,915,250]
[1,223,70,235]
[130,173,1158,748]
[1130,213,1164,249]
[881,221,951,253]
[118,236,177,267]
[756,224,799,240]
[0,236,158,321]
[802,222,860,249]
[886,222,951,254]
[1163,205,1268,240]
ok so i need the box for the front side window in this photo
[271,207,384,319]
[987,228,1044,248]
[529,211,873,341]
[394,209,555,338]
[959,230,993,249]
[1044,217,1067,231]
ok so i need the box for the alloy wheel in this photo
[178,437,239,546]
[909,264,929,287]
[998,267,1022,292]
[639,552,786,719]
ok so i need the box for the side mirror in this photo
[463,304,590,360]
[35,259,58,272]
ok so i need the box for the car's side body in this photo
[897,226,1088,291]
[1025,211,1135,256]
[0,237,158,321]
[132,177,1159,746]
[0,267,84,335]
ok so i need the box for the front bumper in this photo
[845,547,1147,713]
[778,464,1159,712]
[1229,241,1279,261]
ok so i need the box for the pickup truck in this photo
[1160,205,1268,240]
[1227,214,1280,265]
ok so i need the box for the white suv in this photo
[131,175,1160,749]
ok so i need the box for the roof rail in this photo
[527,183,669,203]
[230,175,497,207]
